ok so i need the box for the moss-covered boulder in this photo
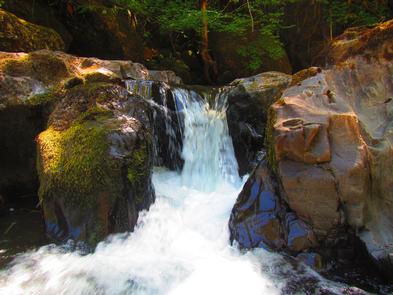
[0,50,178,213]
[37,83,155,245]
[0,50,180,244]
[0,9,65,52]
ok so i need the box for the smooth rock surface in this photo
[268,20,393,278]
[229,158,318,254]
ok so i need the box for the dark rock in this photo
[56,1,144,62]
[229,158,284,250]
[0,104,47,209]
[285,213,318,252]
[225,72,292,175]
[0,194,5,213]
[229,157,318,254]
[64,77,83,89]
[296,252,324,270]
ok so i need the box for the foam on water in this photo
[0,85,353,294]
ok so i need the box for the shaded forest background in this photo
[1,0,393,84]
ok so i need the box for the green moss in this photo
[76,106,112,123]
[126,140,150,207]
[83,72,114,84]
[2,52,68,84]
[73,82,114,103]
[38,114,122,210]
[25,92,56,106]
[2,56,31,76]
[127,146,147,183]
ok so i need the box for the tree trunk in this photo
[200,0,218,84]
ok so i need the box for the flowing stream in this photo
[0,82,382,294]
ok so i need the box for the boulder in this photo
[267,20,393,277]
[225,72,292,175]
[0,50,179,243]
[0,9,65,52]
[37,83,155,245]
[229,158,318,253]
[1,0,72,49]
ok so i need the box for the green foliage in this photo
[108,0,391,73]
[321,0,390,32]
[114,0,296,71]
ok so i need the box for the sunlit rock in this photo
[267,20,393,278]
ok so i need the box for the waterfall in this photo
[0,81,352,295]
[169,87,239,190]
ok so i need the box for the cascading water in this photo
[0,82,370,294]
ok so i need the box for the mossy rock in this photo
[37,84,155,245]
[0,9,65,52]
[2,50,70,85]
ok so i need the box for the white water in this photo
[0,88,348,295]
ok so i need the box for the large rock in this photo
[2,0,72,48]
[37,83,155,245]
[0,9,65,52]
[267,20,393,278]
[225,72,292,175]
[0,50,180,244]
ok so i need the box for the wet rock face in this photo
[267,20,393,278]
[0,9,65,52]
[225,72,292,175]
[229,159,318,253]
